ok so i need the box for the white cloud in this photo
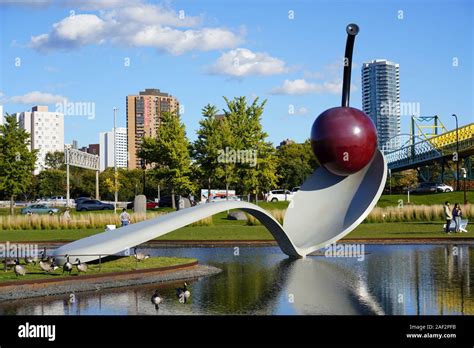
[209,48,287,77]
[271,79,357,95]
[3,91,67,104]
[28,2,242,55]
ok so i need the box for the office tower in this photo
[362,59,401,151]
[99,127,127,172]
[18,105,64,174]
[0,105,3,125]
[126,88,179,169]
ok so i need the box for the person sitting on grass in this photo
[444,201,452,234]
[120,208,131,227]
[452,203,462,233]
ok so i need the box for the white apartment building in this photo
[99,127,127,172]
[362,59,401,151]
[0,105,4,125]
[18,105,65,174]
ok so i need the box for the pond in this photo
[0,244,472,315]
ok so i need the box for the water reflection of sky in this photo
[0,244,472,315]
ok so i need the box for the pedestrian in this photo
[120,208,131,227]
[452,203,462,233]
[62,207,71,224]
[443,201,452,234]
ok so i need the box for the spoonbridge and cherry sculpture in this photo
[54,24,386,264]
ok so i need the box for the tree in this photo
[276,140,319,189]
[0,114,37,214]
[45,151,65,170]
[139,111,196,209]
[193,104,238,201]
[37,169,67,197]
[222,96,279,199]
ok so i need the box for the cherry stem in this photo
[342,23,359,108]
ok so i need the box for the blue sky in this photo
[0,0,472,146]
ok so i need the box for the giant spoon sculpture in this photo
[54,24,386,264]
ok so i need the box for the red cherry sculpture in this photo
[311,107,377,176]
[311,23,377,176]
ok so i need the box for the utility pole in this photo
[113,107,118,213]
[452,114,459,191]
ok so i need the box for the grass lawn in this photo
[0,219,471,243]
[0,256,195,284]
[375,191,472,207]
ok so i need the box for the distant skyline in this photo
[0,0,472,147]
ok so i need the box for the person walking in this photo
[443,201,452,234]
[62,207,71,224]
[452,203,462,233]
[120,208,131,227]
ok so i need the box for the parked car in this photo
[436,183,454,192]
[75,197,92,205]
[210,195,241,202]
[126,200,160,209]
[292,187,300,193]
[264,189,294,202]
[76,200,114,211]
[21,204,59,215]
[36,196,74,206]
[411,182,438,194]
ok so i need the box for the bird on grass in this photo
[24,255,38,265]
[75,258,88,274]
[151,290,163,310]
[133,248,150,262]
[176,282,191,303]
[2,258,16,269]
[39,260,58,273]
[14,259,26,277]
[40,248,54,264]
[63,255,73,275]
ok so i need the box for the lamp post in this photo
[462,167,467,204]
[113,107,118,214]
[452,114,459,191]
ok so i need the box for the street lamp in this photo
[452,114,459,191]
[461,167,467,204]
[113,107,118,214]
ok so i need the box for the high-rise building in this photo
[361,59,401,151]
[18,105,64,174]
[0,105,4,125]
[79,143,100,155]
[99,127,127,172]
[126,88,179,169]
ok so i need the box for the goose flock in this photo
[150,282,192,311]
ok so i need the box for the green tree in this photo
[276,140,319,189]
[139,111,196,209]
[223,96,279,199]
[0,114,37,214]
[37,169,67,197]
[45,151,65,170]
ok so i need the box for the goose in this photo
[133,248,150,262]
[2,258,16,268]
[24,255,38,265]
[151,290,163,310]
[39,260,58,273]
[75,258,88,274]
[14,259,26,277]
[63,255,73,275]
[41,248,54,264]
[176,282,191,303]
